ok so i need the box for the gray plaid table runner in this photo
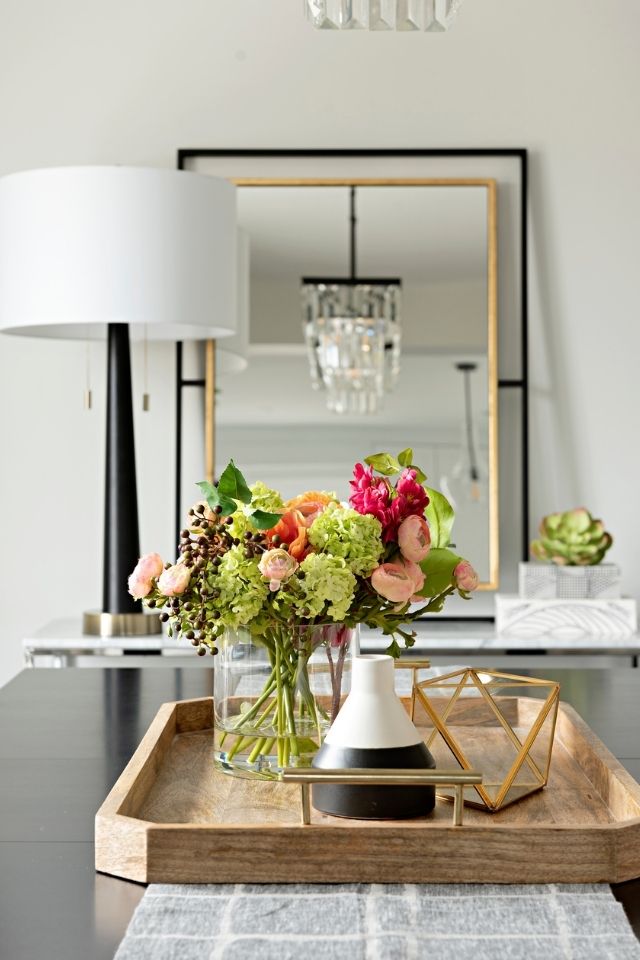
[114,882,640,959]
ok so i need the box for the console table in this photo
[0,665,639,959]
[24,618,640,670]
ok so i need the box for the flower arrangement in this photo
[129,448,477,770]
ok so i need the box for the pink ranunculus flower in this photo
[136,553,164,580]
[455,560,479,592]
[398,515,431,564]
[128,568,152,600]
[258,548,299,592]
[371,561,416,604]
[128,553,164,599]
[398,556,426,599]
[158,563,191,597]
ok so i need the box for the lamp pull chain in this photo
[142,323,150,411]
[85,340,92,410]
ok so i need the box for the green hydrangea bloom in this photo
[228,481,285,539]
[295,553,356,622]
[308,502,383,576]
[209,545,269,628]
[250,481,285,513]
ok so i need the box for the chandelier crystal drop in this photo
[304,0,463,31]
[302,279,401,415]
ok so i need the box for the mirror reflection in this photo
[216,182,497,586]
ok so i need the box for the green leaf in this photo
[195,479,237,517]
[417,547,461,598]
[218,497,237,517]
[410,465,427,483]
[397,448,413,468]
[424,487,455,548]
[384,638,402,658]
[250,509,282,530]
[196,479,218,506]
[364,452,401,476]
[217,460,252,504]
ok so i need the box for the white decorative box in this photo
[518,562,621,600]
[496,595,637,640]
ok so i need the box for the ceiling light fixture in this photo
[304,0,463,32]
[302,187,401,415]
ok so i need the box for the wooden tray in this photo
[95,695,640,884]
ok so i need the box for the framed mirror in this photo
[177,150,528,619]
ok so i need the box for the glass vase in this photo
[214,623,356,779]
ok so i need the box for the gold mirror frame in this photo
[205,177,499,590]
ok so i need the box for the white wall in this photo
[1,0,639,686]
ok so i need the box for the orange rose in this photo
[268,509,309,561]
[268,492,335,560]
[286,491,335,527]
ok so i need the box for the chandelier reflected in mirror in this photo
[302,187,402,415]
[304,0,463,31]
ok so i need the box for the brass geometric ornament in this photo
[411,668,560,812]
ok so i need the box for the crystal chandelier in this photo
[304,0,463,31]
[302,187,401,415]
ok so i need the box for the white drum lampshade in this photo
[0,165,238,636]
[0,165,237,341]
[218,227,250,375]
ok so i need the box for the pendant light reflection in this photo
[442,362,487,508]
[302,187,402,415]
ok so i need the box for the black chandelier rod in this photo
[349,185,357,280]
[457,362,479,483]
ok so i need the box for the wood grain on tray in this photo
[95,695,640,884]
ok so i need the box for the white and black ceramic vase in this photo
[312,654,436,819]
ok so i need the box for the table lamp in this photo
[0,166,237,636]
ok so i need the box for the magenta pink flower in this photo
[349,464,392,529]
[350,462,377,495]
[349,463,430,544]
[455,560,479,592]
[158,563,191,597]
[395,469,429,517]
[398,515,431,564]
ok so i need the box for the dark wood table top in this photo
[1,665,639,959]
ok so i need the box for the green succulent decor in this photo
[530,508,613,566]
